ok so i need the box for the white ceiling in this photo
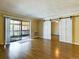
[0,0,79,19]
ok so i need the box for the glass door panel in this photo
[10,20,21,42]
[22,21,30,36]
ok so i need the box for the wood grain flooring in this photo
[0,36,79,59]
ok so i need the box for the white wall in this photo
[43,21,51,39]
[0,15,4,45]
[31,20,39,38]
[59,18,72,43]
[38,20,43,38]
[51,21,59,35]
[74,17,79,45]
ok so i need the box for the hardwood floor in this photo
[0,36,79,59]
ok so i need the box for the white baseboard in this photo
[60,41,72,44]
[32,36,40,39]
[60,41,79,46]
[73,42,79,45]
[0,43,4,45]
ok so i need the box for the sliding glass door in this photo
[10,20,30,42]
[5,17,31,43]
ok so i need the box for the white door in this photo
[66,18,72,43]
[59,18,72,43]
[59,19,66,42]
[43,21,51,39]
